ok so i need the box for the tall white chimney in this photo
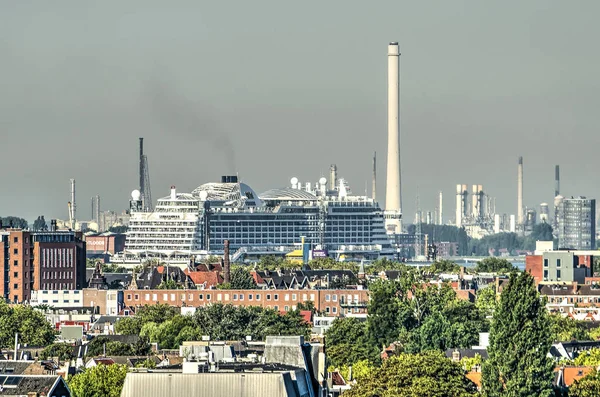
[456,184,463,228]
[517,157,524,226]
[70,179,76,227]
[438,191,443,225]
[384,42,402,233]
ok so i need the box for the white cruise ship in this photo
[123,174,394,262]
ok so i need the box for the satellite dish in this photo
[131,190,141,200]
[319,177,327,185]
[290,177,299,186]
[199,191,209,201]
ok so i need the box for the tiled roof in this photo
[562,366,593,387]
[185,271,223,288]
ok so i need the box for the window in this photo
[266,294,271,301]
[181,294,186,301]
[332,307,337,314]
[543,259,549,267]
[557,259,562,267]
[13,237,18,243]
[325,307,330,313]
[274,294,279,300]
[274,305,278,310]
[13,248,18,254]
[170,294,175,301]
[13,272,18,278]
[285,294,289,301]
[557,270,561,279]
[189,294,193,301]
[239,294,244,301]
[332,295,338,302]
[206,294,211,301]
[13,260,18,266]
[152,294,157,301]
[256,294,260,300]
[64,300,69,303]
[325,294,331,302]
[127,294,132,300]
[225,294,230,301]
[284,306,289,311]
[292,294,297,300]
[134,294,139,300]
[543,270,548,279]
[310,294,315,301]
[163,294,168,301]
[13,284,18,289]
[303,294,308,301]
[217,294,222,301]
[199,294,204,300]
[145,294,149,301]
[233,294,238,301]
[248,294,253,301]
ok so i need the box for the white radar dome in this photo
[199,191,209,201]
[290,177,299,185]
[131,189,141,200]
[319,177,327,185]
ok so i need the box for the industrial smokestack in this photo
[70,179,76,228]
[384,42,402,233]
[95,195,100,229]
[372,152,377,201]
[456,185,463,228]
[223,240,231,284]
[329,164,337,191]
[139,137,145,210]
[517,157,524,226]
[555,165,560,198]
[438,191,443,225]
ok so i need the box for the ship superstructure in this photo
[124,174,393,263]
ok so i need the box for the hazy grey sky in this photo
[2,1,599,224]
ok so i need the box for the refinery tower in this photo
[384,42,402,234]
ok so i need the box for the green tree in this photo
[40,343,75,361]
[475,285,498,318]
[366,280,407,348]
[325,318,378,367]
[219,266,257,289]
[475,257,517,273]
[482,271,554,397]
[114,317,142,335]
[135,358,156,369]
[68,363,128,397]
[108,225,128,234]
[344,351,478,397]
[549,314,591,342]
[0,216,28,229]
[570,369,600,397]
[157,279,183,289]
[573,348,600,366]
[33,215,47,231]
[426,259,461,274]
[0,301,55,347]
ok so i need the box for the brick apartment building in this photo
[124,288,370,316]
[0,230,86,303]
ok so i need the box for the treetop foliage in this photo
[0,301,55,347]
[482,271,554,397]
[116,303,310,349]
[344,351,478,397]
[68,363,128,397]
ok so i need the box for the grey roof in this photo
[0,361,34,375]
[0,375,63,396]
[121,372,310,397]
